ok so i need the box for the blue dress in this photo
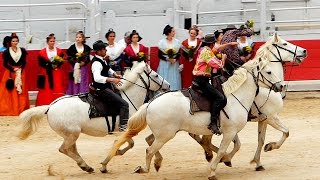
[157,38,181,90]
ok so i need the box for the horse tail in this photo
[18,105,50,140]
[107,104,148,157]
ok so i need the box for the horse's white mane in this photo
[254,34,284,61]
[222,58,268,95]
[117,61,146,91]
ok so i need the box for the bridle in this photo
[121,65,165,111]
[231,62,282,114]
[268,43,298,63]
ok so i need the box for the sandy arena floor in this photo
[0,91,320,180]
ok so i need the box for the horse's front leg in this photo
[219,134,241,167]
[250,120,268,171]
[208,132,236,180]
[264,115,289,152]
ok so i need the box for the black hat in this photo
[130,30,143,42]
[223,24,237,33]
[93,40,106,51]
[163,24,173,35]
[202,34,216,44]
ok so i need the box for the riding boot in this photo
[208,115,221,135]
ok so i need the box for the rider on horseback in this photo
[193,34,227,135]
[91,40,129,131]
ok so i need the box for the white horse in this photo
[100,58,284,179]
[191,33,307,171]
[18,61,170,173]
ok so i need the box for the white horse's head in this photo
[119,61,170,92]
[244,58,285,92]
[256,32,307,64]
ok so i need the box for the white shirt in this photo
[91,55,115,84]
[106,42,124,60]
[188,39,197,47]
[46,47,57,61]
[118,38,127,48]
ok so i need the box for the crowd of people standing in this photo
[0,23,254,117]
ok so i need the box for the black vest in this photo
[92,57,112,90]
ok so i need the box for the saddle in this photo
[181,75,227,115]
[79,86,120,119]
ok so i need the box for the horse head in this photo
[243,58,285,93]
[120,61,170,92]
[262,32,307,64]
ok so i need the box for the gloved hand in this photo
[178,64,184,72]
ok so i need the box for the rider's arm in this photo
[92,61,109,83]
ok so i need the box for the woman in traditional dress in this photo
[105,29,124,74]
[0,34,29,115]
[123,30,148,68]
[66,31,92,95]
[36,33,65,106]
[237,35,254,62]
[180,26,202,88]
[157,24,182,90]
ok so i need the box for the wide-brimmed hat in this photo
[93,40,106,51]
[223,24,237,33]
[202,34,216,44]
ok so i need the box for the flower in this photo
[75,51,85,62]
[245,20,255,28]
[52,55,64,67]
[215,53,222,60]
[240,46,253,56]
[137,52,146,62]
[165,48,177,59]
[187,46,195,61]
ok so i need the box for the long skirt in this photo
[36,68,65,106]
[66,64,91,95]
[0,69,30,116]
[157,59,181,90]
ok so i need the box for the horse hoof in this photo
[100,168,108,173]
[256,165,265,171]
[224,161,232,167]
[133,166,144,173]
[154,164,161,172]
[87,167,94,173]
[208,175,218,180]
[205,152,213,162]
[264,142,275,152]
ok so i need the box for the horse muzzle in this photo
[271,83,286,93]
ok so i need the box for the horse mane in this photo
[222,58,268,95]
[253,36,277,61]
[117,61,146,91]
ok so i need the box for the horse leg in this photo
[250,120,268,171]
[219,134,241,167]
[59,133,94,173]
[116,139,134,155]
[145,134,163,172]
[264,115,289,152]
[100,138,133,173]
[189,133,214,162]
[134,134,174,174]
[208,132,236,180]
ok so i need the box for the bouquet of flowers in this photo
[215,52,223,60]
[187,45,195,61]
[52,55,64,68]
[241,46,253,56]
[165,48,176,59]
[137,52,146,62]
[245,20,255,29]
[75,51,85,62]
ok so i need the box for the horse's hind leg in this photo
[59,133,94,173]
[116,139,134,155]
[264,115,289,152]
[134,133,174,174]
[145,134,163,172]
[189,133,214,162]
